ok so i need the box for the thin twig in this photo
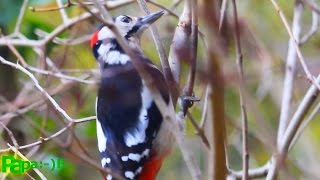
[228,161,271,179]
[300,0,319,45]
[7,144,47,180]
[1,122,19,147]
[14,0,29,34]
[219,0,228,31]
[0,56,74,122]
[0,115,96,153]
[303,0,320,15]
[0,0,134,46]
[267,75,320,179]
[29,0,134,12]
[181,0,198,115]
[231,0,249,179]
[200,85,209,129]
[56,0,69,23]
[268,0,318,90]
[289,101,320,150]
[186,111,210,149]
[147,0,179,18]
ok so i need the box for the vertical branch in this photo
[200,1,227,179]
[277,0,303,145]
[231,0,249,179]
[56,0,69,23]
[300,0,319,44]
[14,0,29,34]
[136,0,179,104]
[267,75,320,180]
[182,0,198,115]
[168,0,192,86]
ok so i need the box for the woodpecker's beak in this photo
[126,10,164,38]
[139,10,164,27]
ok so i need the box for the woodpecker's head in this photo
[90,11,164,61]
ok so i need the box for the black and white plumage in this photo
[91,11,172,180]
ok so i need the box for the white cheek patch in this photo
[98,43,111,62]
[119,54,130,64]
[98,27,115,40]
[102,51,130,65]
[106,50,120,64]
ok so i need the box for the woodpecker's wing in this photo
[96,55,169,180]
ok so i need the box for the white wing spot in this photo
[135,167,143,175]
[101,157,111,167]
[106,174,112,180]
[121,156,129,161]
[125,171,135,179]
[142,149,150,157]
[96,120,107,152]
[128,153,141,162]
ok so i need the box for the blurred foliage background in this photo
[0,0,320,179]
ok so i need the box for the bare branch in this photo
[268,0,318,89]
[181,0,199,115]
[7,144,47,180]
[300,0,319,45]
[56,0,69,23]
[168,0,191,86]
[186,111,210,148]
[231,0,249,179]
[219,0,228,31]
[14,0,29,34]
[228,162,271,179]
[0,56,74,122]
[267,75,320,179]
[289,100,320,150]
[277,0,303,145]
[1,122,19,147]
[200,0,227,179]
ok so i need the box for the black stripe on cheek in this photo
[125,18,142,39]
[93,40,102,59]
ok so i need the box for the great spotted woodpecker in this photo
[90,11,173,180]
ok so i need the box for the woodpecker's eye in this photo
[121,16,131,23]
